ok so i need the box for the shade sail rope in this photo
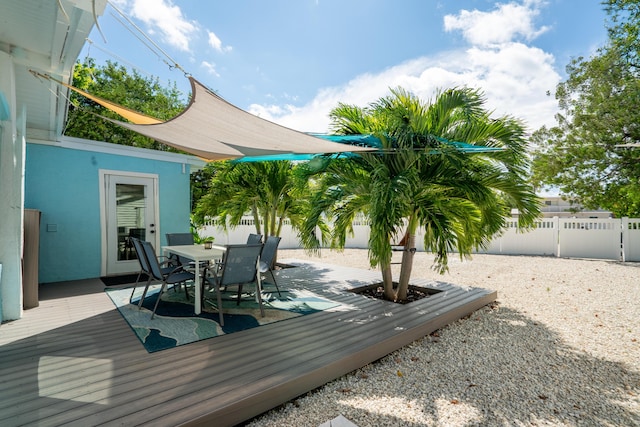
[106,0,190,77]
[30,70,163,125]
[107,12,178,74]
[83,39,154,78]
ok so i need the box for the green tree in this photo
[65,58,186,151]
[531,0,640,217]
[301,87,539,302]
[194,161,310,255]
[190,166,215,212]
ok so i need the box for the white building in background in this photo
[538,196,613,218]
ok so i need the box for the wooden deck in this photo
[0,260,496,427]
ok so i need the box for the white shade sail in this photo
[105,77,373,161]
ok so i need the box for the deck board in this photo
[0,260,495,427]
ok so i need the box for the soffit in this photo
[0,0,106,140]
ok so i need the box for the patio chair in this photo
[259,235,282,297]
[247,233,263,244]
[128,237,178,306]
[166,232,210,296]
[122,228,146,260]
[138,240,196,319]
[166,232,195,266]
[203,243,264,326]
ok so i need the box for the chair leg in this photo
[269,269,282,297]
[151,283,168,319]
[214,280,224,326]
[200,277,207,309]
[138,276,154,309]
[236,284,243,305]
[184,281,190,301]
[255,282,265,317]
[201,276,224,326]
[129,269,144,303]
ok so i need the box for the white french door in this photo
[101,171,159,276]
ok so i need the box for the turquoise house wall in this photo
[24,142,192,283]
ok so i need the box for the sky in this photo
[81,0,609,135]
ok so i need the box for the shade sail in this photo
[232,134,504,162]
[34,71,501,161]
[102,77,374,161]
[233,134,378,162]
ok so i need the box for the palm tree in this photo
[194,160,310,255]
[302,87,540,302]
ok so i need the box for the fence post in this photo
[553,216,560,257]
[621,217,629,262]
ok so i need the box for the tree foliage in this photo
[65,58,186,151]
[301,87,539,302]
[531,0,640,216]
[193,161,311,250]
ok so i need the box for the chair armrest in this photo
[162,254,181,267]
[168,264,188,275]
[202,259,223,277]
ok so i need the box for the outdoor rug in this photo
[105,284,341,352]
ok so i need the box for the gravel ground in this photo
[246,249,640,427]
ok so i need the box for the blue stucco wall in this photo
[24,143,191,283]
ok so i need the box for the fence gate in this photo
[558,218,621,260]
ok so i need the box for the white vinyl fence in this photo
[200,216,640,262]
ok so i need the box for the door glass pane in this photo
[116,183,146,261]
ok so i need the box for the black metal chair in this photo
[203,243,263,326]
[137,240,195,319]
[247,233,263,244]
[123,228,146,260]
[128,237,176,306]
[166,232,195,266]
[259,235,282,297]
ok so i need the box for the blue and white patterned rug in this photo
[106,283,341,352]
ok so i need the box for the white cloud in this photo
[250,0,560,134]
[201,60,220,77]
[207,31,232,53]
[443,0,549,46]
[127,0,198,52]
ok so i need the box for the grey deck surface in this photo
[0,260,496,427]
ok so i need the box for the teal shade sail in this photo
[233,153,335,163]
[231,134,504,163]
[309,133,383,148]
[232,134,377,163]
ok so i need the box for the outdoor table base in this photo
[162,244,225,314]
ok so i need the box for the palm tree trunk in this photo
[396,233,416,301]
[262,210,269,236]
[276,216,284,237]
[381,264,395,301]
[251,204,262,235]
[269,207,277,237]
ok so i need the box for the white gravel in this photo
[246,250,640,427]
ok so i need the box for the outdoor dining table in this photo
[162,244,226,315]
